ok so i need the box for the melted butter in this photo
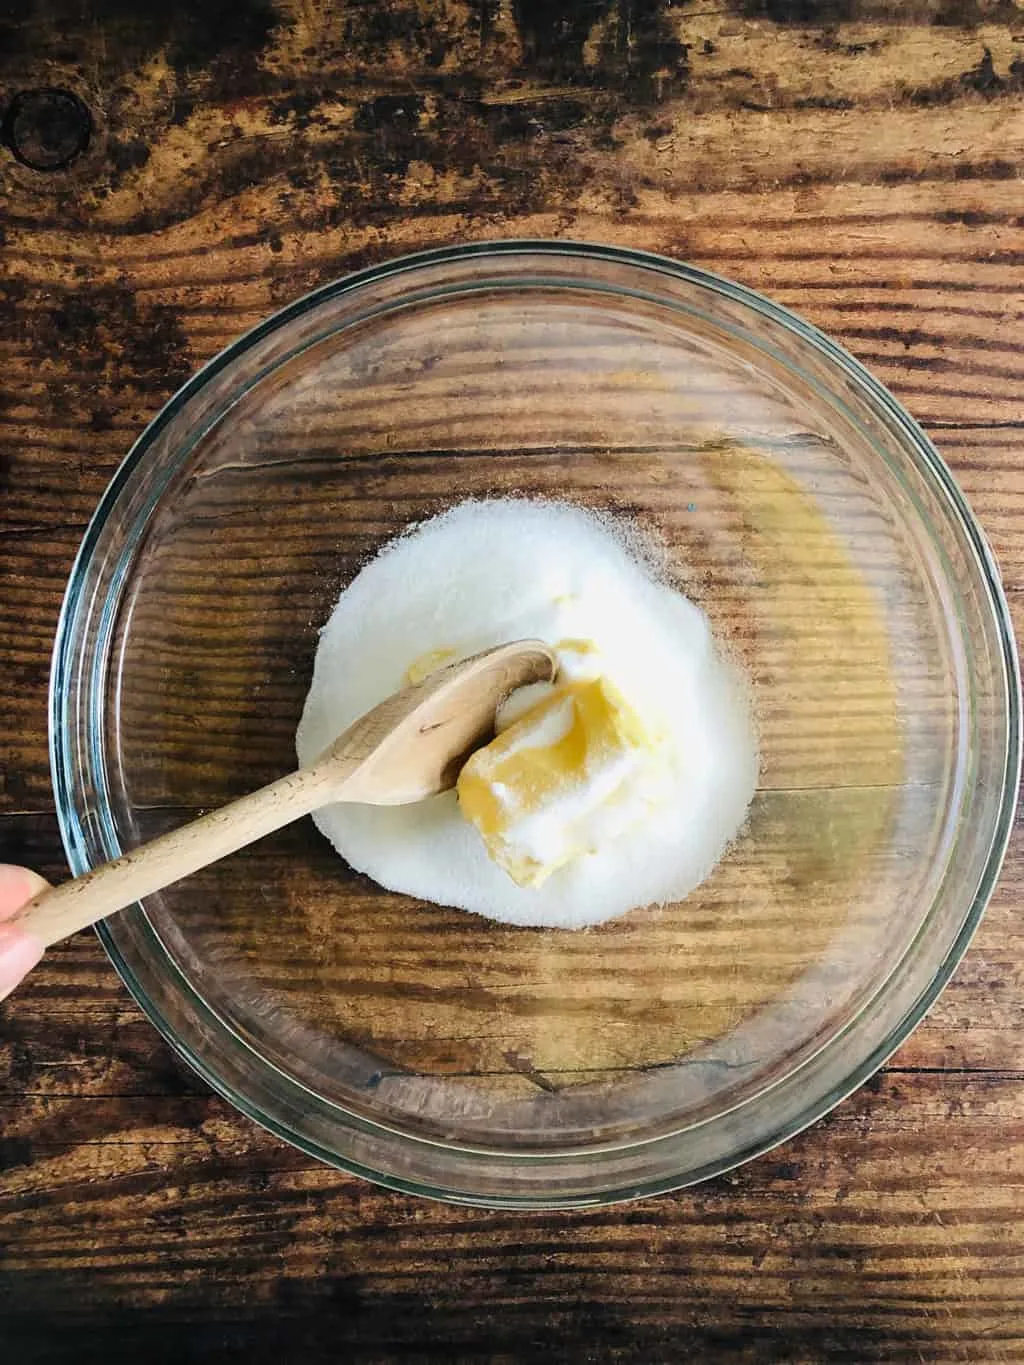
[404,647,458,685]
[457,673,669,888]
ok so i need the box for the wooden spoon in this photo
[15,640,557,952]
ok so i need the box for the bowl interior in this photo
[57,246,1016,1201]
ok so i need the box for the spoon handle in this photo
[14,765,346,950]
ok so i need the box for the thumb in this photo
[0,865,49,1003]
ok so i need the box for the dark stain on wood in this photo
[514,0,689,101]
[0,0,279,83]
[45,286,192,388]
[740,0,857,22]
[908,43,1021,103]
[933,0,1024,26]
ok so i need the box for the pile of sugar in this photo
[296,498,758,929]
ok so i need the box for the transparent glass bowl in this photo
[51,242,1020,1207]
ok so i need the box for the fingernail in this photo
[0,923,44,1002]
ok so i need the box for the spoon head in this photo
[317,640,559,805]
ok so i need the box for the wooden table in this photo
[2,2,1022,1358]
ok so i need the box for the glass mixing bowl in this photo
[51,242,1020,1207]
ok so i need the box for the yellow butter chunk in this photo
[457,675,670,888]
[404,647,458,685]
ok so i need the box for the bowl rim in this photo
[50,238,1022,1207]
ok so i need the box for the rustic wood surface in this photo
[2,0,1023,1359]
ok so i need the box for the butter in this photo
[404,647,458,685]
[457,674,671,887]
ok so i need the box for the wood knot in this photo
[1,87,92,172]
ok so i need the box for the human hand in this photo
[0,865,48,1002]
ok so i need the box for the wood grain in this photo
[2,0,1023,1358]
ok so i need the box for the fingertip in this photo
[0,923,44,1002]
[0,865,50,919]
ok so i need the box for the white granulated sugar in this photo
[296,498,758,929]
